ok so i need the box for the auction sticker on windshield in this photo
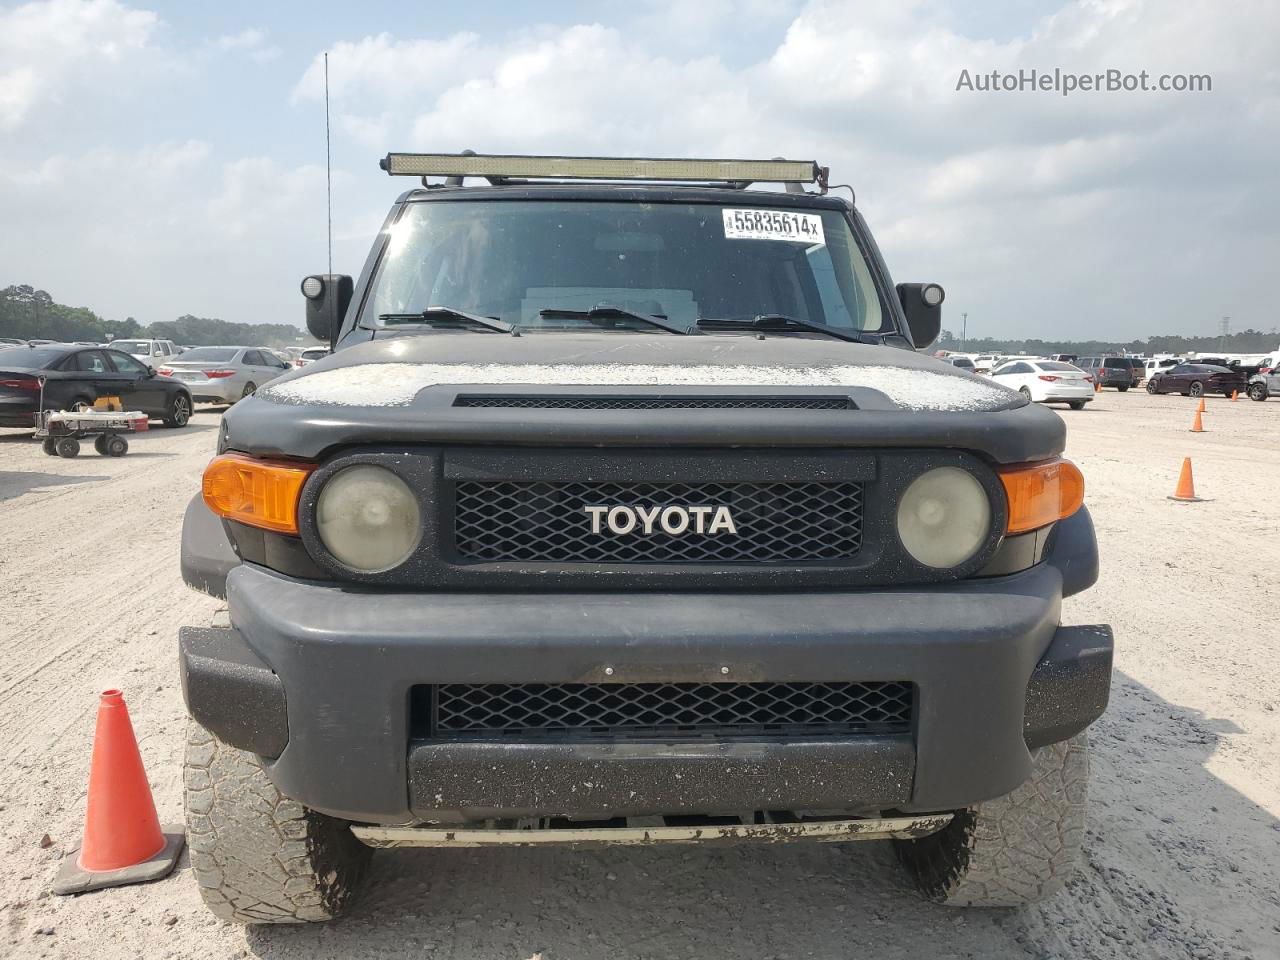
[722,209,824,243]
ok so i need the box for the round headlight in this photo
[316,465,421,572]
[301,276,324,299]
[896,466,990,568]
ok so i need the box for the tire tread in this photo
[184,720,370,924]
[894,733,1089,907]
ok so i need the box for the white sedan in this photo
[990,359,1094,409]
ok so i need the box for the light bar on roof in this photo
[380,152,821,185]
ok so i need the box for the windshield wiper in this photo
[377,306,517,334]
[539,304,694,335]
[696,314,876,344]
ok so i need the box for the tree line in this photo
[0,285,321,349]
[4,282,1276,356]
[937,328,1280,356]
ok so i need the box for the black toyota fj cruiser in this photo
[179,153,1112,923]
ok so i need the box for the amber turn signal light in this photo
[998,458,1085,535]
[202,453,313,534]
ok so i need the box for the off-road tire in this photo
[184,720,372,924]
[1116,385,1129,392]
[94,435,109,455]
[894,733,1088,907]
[41,437,58,456]
[55,437,80,458]
[1068,400,1086,410]
[1248,383,1268,402]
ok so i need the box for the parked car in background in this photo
[294,346,332,367]
[1146,363,1248,398]
[1050,353,1078,364]
[941,355,976,372]
[1076,356,1138,390]
[971,354,998,375]
[0,338,27,347]
[0,343,192,427]
[108,338,180,366]
[1247,367,1279,401]
[990,358,1094,409]
[1142,357,1181,381]
[26,339,55,346]
[157,346,289,404]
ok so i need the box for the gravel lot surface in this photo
[1,390,1277,960]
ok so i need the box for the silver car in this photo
[159,346,289,404]
[1247,366,1280,401]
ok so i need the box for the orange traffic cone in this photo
[1167,458,1203,502]
[1231,389,1239,402]
[52,690,184,895]
[1190,410,1205,432]
[1094,380,1102,393]
[1197,396,1206,413]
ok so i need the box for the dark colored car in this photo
[1146,363,1248,398]
[1075,356,1139,389]
[0,344,193,427]
[177,152,1111,923]
[941,355,976,372]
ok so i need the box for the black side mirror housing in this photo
[302,274,353,348]
[896,282,945,350]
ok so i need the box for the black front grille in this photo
[453,480,863,563]
[425,681,913,740]
[454,395,852,410]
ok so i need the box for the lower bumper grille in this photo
[421,681,914,741]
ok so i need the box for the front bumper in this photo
[180,532,1112,825]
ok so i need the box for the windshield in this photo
[111,340,150,353]
[362,200,886,334]
[0,347,64,369]
[177,347,240,362]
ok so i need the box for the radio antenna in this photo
[324,51,333,277]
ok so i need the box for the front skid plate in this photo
[352,814,952,848]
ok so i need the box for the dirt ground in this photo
[1,390,1277,960]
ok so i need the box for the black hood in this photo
[222,333,1062,463]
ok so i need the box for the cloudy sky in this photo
[1,0,1277,341]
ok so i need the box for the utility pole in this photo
[1218,316,1229,352]
[961,312,968,351]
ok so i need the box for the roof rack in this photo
[379,152,829,193]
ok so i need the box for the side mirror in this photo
[896,282,944,350]
[301,274,353,348]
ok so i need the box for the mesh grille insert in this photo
[454,395,852,410]
[428,681,913,739]
[453,480,863,563]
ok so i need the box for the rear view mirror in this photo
[301,274,353,348]
[896,283,944,350]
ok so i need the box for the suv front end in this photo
[177,153,1112,923]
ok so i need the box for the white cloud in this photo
[0,0,158,131]
[290,0,1280,338]
[2,0,1278,340]
[215,27,279,63]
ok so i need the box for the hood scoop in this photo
[452,394,855,410]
